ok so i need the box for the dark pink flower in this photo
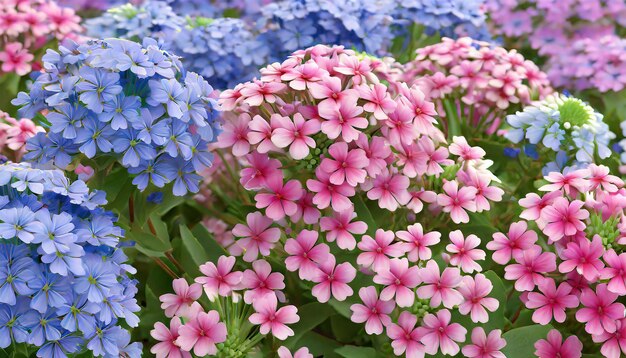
[462,328,506,358]
[526,279,579,325]
[307,167,355,212]
[504,246,556,292]
[319,209,367,251]
[255,177,303,220]
[359,83,397,120]
[357,229,406,272]
[386,311,425,357]
[366,169,411,211]
[284,230,331,280]
[176,311,227,356]
[534,329,582,358]
[601,249,626,295]
[319,142,369,186]
[558,235,604,281]
[373,258,421,307]
[576,284,625,335]
[151,317,191,358]
[159,278,202,318]
[539,198,589,242]
[239,152,282,190]
[592,318,626,358]
[311,255,356,303]
[232,212,281,262]
[488,221,537,265]
[241,259,285,304]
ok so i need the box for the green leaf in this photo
[126,231,169,258]
[353,195,377,236]
[294,331,342,358]
[191,224,227,262]
[179,225,210,274]
[501,324,553,357]
[483,271,506,330]
[335,346,377,358]
[330,315,362,343]
[284,302,336,348]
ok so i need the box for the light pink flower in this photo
[518,191,560,221]
[417,136,454,176]
[576,284,625,335]
[407,189,437,213]
[151,317,191,358]
[218,113,250,156]
[281,62,327,90]
[539,198,589,241]
[437,180,477,224]
[488,221,537,265]
[449,136,486,161]
[585,164,622,193]
[306,167,355,212]
[446,230,485,273]
[319,142,369,186]
[417,309,467,356]
[396,223,440,262]
[398,85,438,134]
[311,255,356,303]
[0,42,33,76]
[335,55,372,85]
[159,278,202,318]
[289,192,320,225]
[382,104,419,146]
[357,229,406,272]
[592,318,626,358]
[374,258,421,307]
[277,346,314,358]
[356,134,392,177]
[319,209,367,251]
[284,230,331,280]
[241,259,285,304]
[558,235,604,281]
[601,249,626,295]
[249,294,299,340]
[458,274,499,323]
[464,169,504,212]
[350,286,395,335]
[366,169,411,211]
[196,256,243,299]
[309,76,358,108]
[359,83,397,120]
[232,212,281,262]
[462,328,506,358]
[271,113,320,160]
[176,311,227,356]
[255,177,303,220]
[417,260,463,309]
[504,246,556,292]
[386,311,425,357]
[240,80,287,106]
[540,171,588,196]
[534,330,582,358]
[248,114,280,153]
[526,279,579,325]
[319,97,367,143]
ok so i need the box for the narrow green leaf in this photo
[179,225,210,272]
[335,345,377,358]
[501,324,553,357]
[285,302,336,348]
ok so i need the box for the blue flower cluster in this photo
[165,0,270,19]
[0,162,139,358]
[505,94,615,174]
[13,37,220,196]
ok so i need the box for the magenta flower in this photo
[239,152,282,190]
[446,230,485,273]
[277,346,314,358]
[458,274,499,323]
[592,318,626,358]
[437,180,477,224]
[232,212,281,262]
[159,278,202,318]
[366,169,411,211]
[318,97,367,143]
[249,294,299,340]
[289,192,320,225]
[539,197,589,241]
[240,80,287,106]
[417,260,463,309]
[534,330,582,358]
[270,113,320,160]
[396,223,440,262]
[311,255,356,303]
[319,209,367,251]
[417,309,467,356]
[255,177,303,220]
[306,167,355,212]
[195,256,243,299]
[151,317,191,358]
[462,328,506,358]
[218,113,250,156]
[504,246,556,292]
[319,142,369,186]
[373,258,421,307]
[601,249,626,295]
[488,221,537,265]
[386,311,425,357]
[357,229,406,272]
[284,229,330,280]
[382,104,419,146]
[241,259,285,304]
[0,42,33,76]
[576,284,625,335]
[558,235,605,281]
[525,278,579,325]
[176,311,227,356]
[350,286,395,335]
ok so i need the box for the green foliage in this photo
[501,324,554,357]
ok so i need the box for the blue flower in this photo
[112,129,157,167]
[74,257,119,303]
[36,334,83,358]
[146,191,163,204]
[76,68,123,114]
[99,94,141,131]
[87,323,125,356]
[0,256,35,305]
[0,207,38,243]
[27,271,70,313]
[21,309,63,346]
[0,300,30,347]
[148,78,186,119]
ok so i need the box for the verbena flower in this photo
[13,38,220,196]
[0,162,139,357]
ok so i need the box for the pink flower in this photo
[277,346,314,358]
[518,191,560,221]
[218,113,250,156]
[176,311,227,356]
[540,171,588,196]
[335,55,372,85]
[437,180,477,224]
[462,328,506,358]
[319,209,367,251]
[407,189,437,213]
[195,256,243,299]
[488,221,537,265]
[357,229,406,271]
[311,255,356,303]
[319,142,369,186]
[271,113,320,160]
[526,279,579,325]
[241,259,285,304]
[398,85,438,134]
[592,318,626,358]
[289,192,320,225]
[240,80,287,106]
[309,76,358,108]
[417,309,467,356]
[446,230,485,273]
[159,278,202,318]
[382,104,419,146]
[539,198,589,241]
[504,246,556,292]
[284,230,330,280]
[150,317,191,358]
[576,284,625,335]
[359,83,397,120]
[417,136,454,176]
[449,136,486,161]
[356,134,392,177]
[249,294,299,340]
[464,169,504,212]
[373,258,421,307]
[232,212,281,262]
[281,62,327,90]
[248,114,280,153]
[350,286,395,335]
[534,330,582,358]
[417,260,463,309]
[0,42,33,76]
[239,152,282,190]
[386,311,425,357]
[558,235,604,281]
[458,274,499,323]
[601,249,626,295]
[319,97,367,143]
[306,167,355,212]
[255,177,303,220]
[585,164,622,193]
[396,223,440,262]
[366,169,411,211]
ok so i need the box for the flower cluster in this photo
[388,37,552,135]
[56,0,130,11]
[490,165,626,357]
[0,0,82,76]
[13,37,220,196]
[505,94,615,174]
[165,0,272,19]
[0,162,140,357]
[0,111,44,161]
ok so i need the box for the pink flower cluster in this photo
[0,0,81,75]
[490,164,626,358]
[384,37,552,135]
[0,110,44,160]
